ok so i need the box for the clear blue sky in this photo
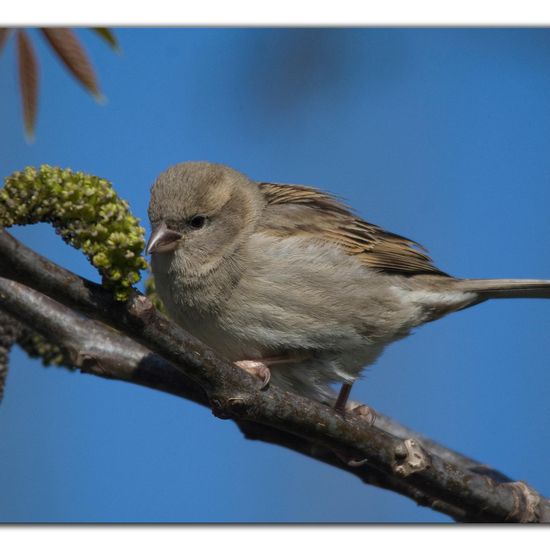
[1,28,550,522]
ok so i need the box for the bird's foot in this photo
[333,441,369,468]
[234,360,271,389]
[334,382,377,426]
[347,403,377,427]
[332,402,376,467]
[234,353,310,389]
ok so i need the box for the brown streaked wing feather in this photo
[258,182,448,277]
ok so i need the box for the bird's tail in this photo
[452,278,550,301]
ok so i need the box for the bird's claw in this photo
[334,449,369,468]
[234,360,271,389]
[332,403,376,467]
[349,403,377,427]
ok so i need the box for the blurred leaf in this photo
[3,27,117,139]
[0,28,11,55]
[91,27,120,52]
[16,30,39,141]
[41,28,103,102]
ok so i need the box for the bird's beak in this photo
[146,222,182,255]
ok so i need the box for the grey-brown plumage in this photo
[147,161,550,403]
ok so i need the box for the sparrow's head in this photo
[147,162,263,275]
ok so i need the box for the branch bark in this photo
[0,276,482,521]
[0,228,548,523]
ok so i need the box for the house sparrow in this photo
[147,161,550,410]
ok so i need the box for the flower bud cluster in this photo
[0,165,148,300]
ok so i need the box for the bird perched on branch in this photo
[147,161,550,415]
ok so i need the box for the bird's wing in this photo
[258,182,448,277]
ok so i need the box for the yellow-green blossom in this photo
[17,331,70,368]
[0,165,148,300]
[144,273,166,314]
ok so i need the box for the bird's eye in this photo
[189,215,207,229]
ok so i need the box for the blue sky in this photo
[1,28,550,522]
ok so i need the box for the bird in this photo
[146,161,550,415]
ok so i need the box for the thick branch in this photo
[0,228,548,522]
[0,280,207,406]
[0,278,494,521]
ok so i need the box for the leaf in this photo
[91,27,120,52]
[0,28,11,55]
[41,28,103,101]
[16,30,39,141]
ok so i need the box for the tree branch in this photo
[0,279,495,522]
[0,276,476,521]
[1,228,548,522]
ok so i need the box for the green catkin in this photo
[16,330,72,369]
[144,273,166,314]
[0,165,148,300]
